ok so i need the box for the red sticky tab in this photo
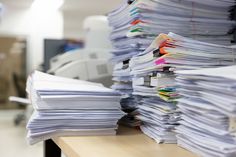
[159,40,168,48]
[159,39,176,49]
[131,19,144,25]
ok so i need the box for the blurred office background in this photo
[0,0,122,156]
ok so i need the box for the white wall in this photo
[0,6,63,73]
[63,11,85,39]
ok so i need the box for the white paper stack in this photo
[109,0,235,63]
[136,97,180,143]
[154,32,236,70]
[110,54,143,127]
[130,32,236,143]
[110,59,141,127]
[26,71,125,144]
[108,0,235,127]
[175,66,236,157]
[111,60,133,95]
[130,34,180,143]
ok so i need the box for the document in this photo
[176,65,236,157]
[26,71,125,145]
[107,0,236,137]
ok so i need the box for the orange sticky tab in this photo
[159,40,168,48]
[153,34,172,49]
[160,47,168,55]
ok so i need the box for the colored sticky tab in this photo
[130,11,139,16]
[160,39,175,48]
[159,87,176,92]
[131,19,145,25]
[150,33,171,49]
[155,57,166,65]
[130,7,139,13]
[130,28,143,32]
[159,40,168,48]
[229,117,236,133]
[160,47,168,55]
[158,94,176,102]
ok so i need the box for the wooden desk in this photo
[50,127,197,157]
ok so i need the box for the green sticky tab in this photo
[130,28,142,32]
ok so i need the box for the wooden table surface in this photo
[53,126,198,157]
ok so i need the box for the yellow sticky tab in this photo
[229,117,236,134]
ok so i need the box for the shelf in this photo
[53,126,197,157]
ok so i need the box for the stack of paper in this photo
[154,32,236,70]
[26,71,125,144]
[109,0,235,59]
[111,60,133,95]
[110,47,143,127]
[130,32,236,143]
[136,97,180,143]
[175,66,236,157]
[130,34,180,143]
[108,0,235,127]
[110,60,141,127]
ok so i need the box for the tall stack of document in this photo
[109,0,235,50]
[175,66,236,157]
[130,32,236,143]
[26,71,125,144]
[108,0,235,126]
[130,33,181,143]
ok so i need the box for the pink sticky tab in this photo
[155,58,166,65]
